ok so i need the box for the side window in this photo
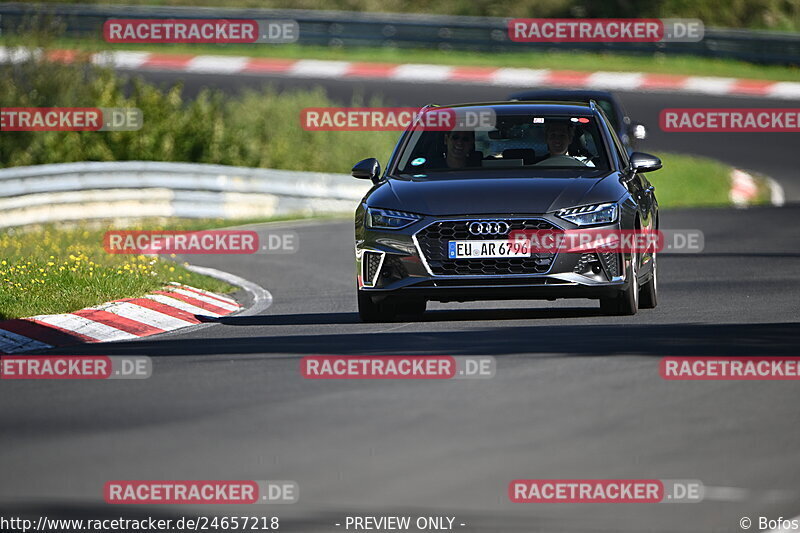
[609,126,629,168]
[596,106,628,169]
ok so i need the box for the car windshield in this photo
[395,113,611,175]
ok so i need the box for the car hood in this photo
[369,173,625,215]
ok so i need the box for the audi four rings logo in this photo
[468,221,510,235]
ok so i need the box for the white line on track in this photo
[391,64,453,82]
[169,283,239,306]
[144,294,223,318]
[703,485,751,502]
[91,50,150,69]
[186,55,249,73]
[587,71,644,90]
[168,288,240,312]
[490,68,550,87]
[290,59,351,78]
[683,76,737,94]
[184,264,272,317]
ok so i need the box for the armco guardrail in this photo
[0,161,370,228]
[1,3,799,66]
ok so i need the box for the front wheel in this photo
[638,252,658,309]
[358,291,397,323]
[599,252,639,316]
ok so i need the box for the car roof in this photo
[429,101,598,115]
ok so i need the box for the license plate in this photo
[448,240,530,259]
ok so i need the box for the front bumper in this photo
[356,213,630,303]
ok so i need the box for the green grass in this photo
[14,36,800,82]
[0,53,396,171]
[0,217,308,319]
[649,152,769,208]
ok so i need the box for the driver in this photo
[546,121,573,156]
[443,129,475,169]
[423,129,477,170]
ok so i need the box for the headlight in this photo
[366,207,422,230]
[557,203,618,226]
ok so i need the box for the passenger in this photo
[537,121,587,167]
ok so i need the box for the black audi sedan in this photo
[352,101,661,322]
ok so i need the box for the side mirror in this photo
[632,123,647,140]
[352,158,381,184]
[629,152,662,173]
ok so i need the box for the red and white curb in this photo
[730,168,785,207]
[2,46,800,100]
[0,283,240,354]
[730,169,759,207]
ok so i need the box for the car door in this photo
[609,122,653,230]
[604,116,658,274]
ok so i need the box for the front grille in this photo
[416,219,557,276]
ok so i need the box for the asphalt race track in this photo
[1,71,800,533]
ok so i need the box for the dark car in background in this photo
[352,101,662,322]
[509,89,646,154]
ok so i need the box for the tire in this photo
[638,252,658,309]
[358,291,397,323]
[599,251,639,316]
